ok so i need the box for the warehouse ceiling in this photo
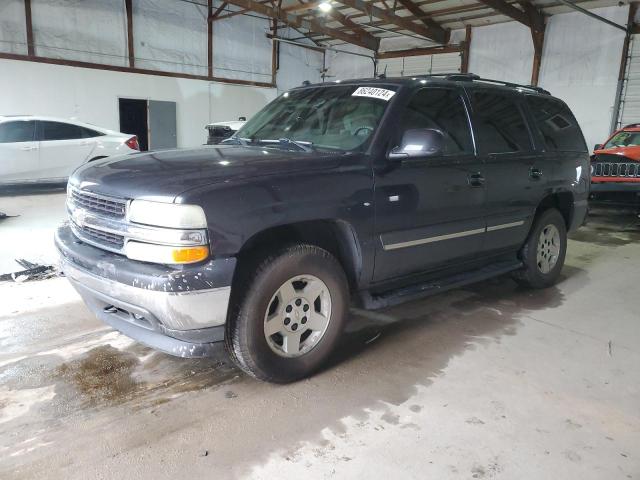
[213,0,631,51]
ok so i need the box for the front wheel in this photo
[513,208,567,289]
[225,244,349,383]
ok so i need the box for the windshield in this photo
[604,131,640,149]
[232,85,397,152]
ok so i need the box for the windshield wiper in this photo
[280,138,314,152]
[254,138,314,152]
[221,136,250,146]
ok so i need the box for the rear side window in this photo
[400,88,473,155]
[472,91,533,154]
[526,96,586,152]
[41,121,83,141]
[0,121,36,143]
[80,127,104,138]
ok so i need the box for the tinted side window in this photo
[400,88,473,155]
[0,121,36,143]
[526,96,586,152]
[80,127,104,138]
[41,121,83,141]
[472,91,532,154]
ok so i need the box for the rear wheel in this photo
[225,244,349,383]
[513,208,567,289]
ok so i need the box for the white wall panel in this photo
[277,42,323,92]
[468,21,533,84]
[539,5,628,150]
[0,59,276,148]
[212,13,273,83]
[31,0,126,66]
[133,0,207,76]
[325,44,375,81]
[0,0,27,55]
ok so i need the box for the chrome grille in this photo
[592,162,640,178]
[80,225,125,248]
[70,188,127,218]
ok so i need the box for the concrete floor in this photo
[0,194,639,480]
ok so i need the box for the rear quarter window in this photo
[80,127,104,138]
[41,121,83,141]
[526,96,586,152]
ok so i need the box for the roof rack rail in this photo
[623,123,640,129]
[417,72,550,95]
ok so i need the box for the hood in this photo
[70,145,343,202]
[594,144,640,162]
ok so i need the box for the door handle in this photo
[468,172,485,187]
[529,167,543,179]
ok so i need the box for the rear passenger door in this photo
[37,121,98,180]
[469,89,547,254]
[525,95,589,204]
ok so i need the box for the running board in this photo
[360,260,523,310]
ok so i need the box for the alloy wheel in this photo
[263,274,332,358]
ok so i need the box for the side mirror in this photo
[593,144,603,151]
[388,128,445,161]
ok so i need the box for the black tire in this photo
[513,208,567,289]
[225,244,349,383]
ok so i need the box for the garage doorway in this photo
[118,98,177,151]
[119,98,149,151]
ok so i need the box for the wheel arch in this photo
[234,219,364,291]
[535,191,574,228]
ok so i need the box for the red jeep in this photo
[591,124,640,202]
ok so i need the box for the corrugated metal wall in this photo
[377,52,461,77]
[617,35,640,128]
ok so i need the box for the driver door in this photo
[372,87,486,282]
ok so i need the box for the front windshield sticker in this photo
[351,87,396,101]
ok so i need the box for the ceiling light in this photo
[318,1,332,12]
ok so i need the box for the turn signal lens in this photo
[126,242,209,264]
[171,246,209,263]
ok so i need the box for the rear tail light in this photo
[125,136,140,151]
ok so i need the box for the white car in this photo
[0,116,140,185]
[205,119,247,145]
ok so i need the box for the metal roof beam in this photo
[337,0,448,44]
[395,0,450,42]
[224,0,380,49]
[476,0,532,28]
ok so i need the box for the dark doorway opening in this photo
[119,98,149,151]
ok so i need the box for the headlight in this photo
[125,242,209,265]
[128,200,207,229]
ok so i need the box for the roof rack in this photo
[418,73,550,95]
[623,123,640,129]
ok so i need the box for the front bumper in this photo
[591,181,640,193]
[56,224,236,358]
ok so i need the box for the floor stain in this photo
[569,207,640,247]
[56,346,140,407]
